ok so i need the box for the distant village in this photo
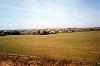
[0,27,100,36]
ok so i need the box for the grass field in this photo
[0,31,100,61]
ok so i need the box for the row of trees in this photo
[20,30,49,35]
[0,30,20,36]
[0,30,49,36]
[0,27,100,36]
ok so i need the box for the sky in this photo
[0,0,100,30]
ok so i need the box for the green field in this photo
[0,31,100,60]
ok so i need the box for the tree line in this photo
[0,27,100,36]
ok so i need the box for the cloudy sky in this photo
[0,0,100,29]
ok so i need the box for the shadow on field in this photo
[0,53,100,66]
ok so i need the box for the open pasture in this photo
[0,31,100,61]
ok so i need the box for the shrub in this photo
[40,30,48,35]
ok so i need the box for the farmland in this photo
[0,31,100,66]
